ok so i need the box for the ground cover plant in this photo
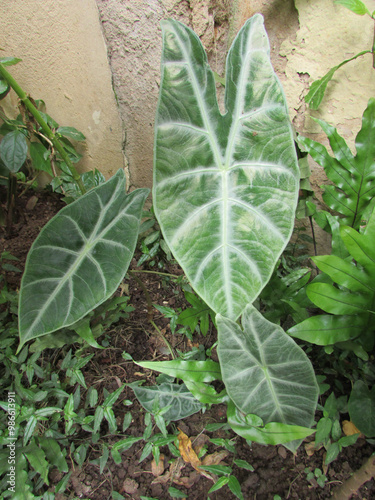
[0,11,374,500]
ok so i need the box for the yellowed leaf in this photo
[178,429,202,470]
[342,420,362,437]
[151,454,165,477]
[201,450,229,466]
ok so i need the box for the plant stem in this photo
[0,62,86,195]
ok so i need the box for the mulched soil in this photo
[1,186,374,500]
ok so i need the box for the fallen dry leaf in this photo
[178,428,202,471]
[177,428,213,481]
[151,457,185,485]
[151,454,165,476]
[304,441,324,457]
[342,420,362,437]
[201,450,229,466]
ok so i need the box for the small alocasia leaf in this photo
[18,169,149,348]
[217,305,318,434]
[128,382,202,421]
[0,129,28,172]
[348,381,375,437]
[153,16,299,321]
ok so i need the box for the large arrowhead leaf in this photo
[153,16,299,320]
[217,305,318,432]
[19,170,149,348]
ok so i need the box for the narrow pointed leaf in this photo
[334,0,371,15]
[312,255,373,293]
[135,359,221,383]
[153,16,299,320]
[307,283,371,315]
[19,170,149,347]
[217,305,318,430]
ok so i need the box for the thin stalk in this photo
[0,62,86,195]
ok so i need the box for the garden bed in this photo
[1,187,374,500]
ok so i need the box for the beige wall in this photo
[1,0,124,180]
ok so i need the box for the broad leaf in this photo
[129,381,202,421]
[0,129,27,172]
[29,142,53,175]
[298,99,375,229]
[348,381,375,437]
[217,305,318,432]
[19,169,149,348]
[153,16,299,320]
[288,314,366,345]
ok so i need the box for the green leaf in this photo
[39,437,68,473]
[19,169,149,347]
[299,99,375,228]
[228,475,244,500]
[227,400,314,450]
[29,142,53,175]
[334,0,370,15]
[312,254,374,293]
[74,318,103,349]
[348,381,375,437]
[103,384,125,408]
[307,283,371,315]
[233,458,254,471]
[217,305,318,448]
[0,56,22,66]
[184,380,227,405]
[168,486,187,498]
[0,130,28,172]
[24,441,49,485]
[208,476,230,494]
[23,415,37,445]
[315,417,332,444]
[153,16,299,321]
[129,382,202,420]
[304,66,339,110]
[135,359,221,383]
[325,441,340,464]
[93,405,104,433]
[288,314,366,345]
[57,126,86,141]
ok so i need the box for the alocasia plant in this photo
[18,170,149,350]
[18,15,319,450]
[150,15,318,449]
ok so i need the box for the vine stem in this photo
[0,62,86,195]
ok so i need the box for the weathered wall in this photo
[1,0,124,180]
[2,0,373,212]
[95,0,300,189]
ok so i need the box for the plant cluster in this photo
[0,2,374,498]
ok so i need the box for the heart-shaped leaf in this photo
[19,169,149,348]
[153,16,299,320]
[217,305,318,432]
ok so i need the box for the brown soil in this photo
[1,187,374,500]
